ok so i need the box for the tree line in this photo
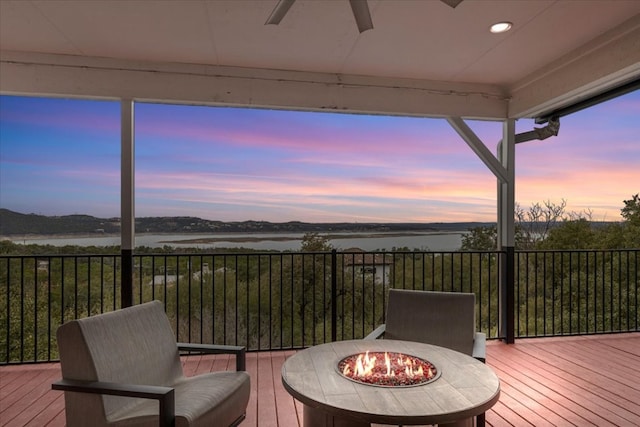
[461,194,640,250]
[1,196,637,363]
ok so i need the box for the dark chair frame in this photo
[365,289,487,427]
[51,301,246,427]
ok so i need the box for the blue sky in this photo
[0,90,638,223]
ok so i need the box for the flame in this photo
[385,352,392,376]
[352,351,377,377]
[345,352,428,379]
[402,355,421,378]
[342,364,351,376]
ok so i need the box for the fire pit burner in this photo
[337,351,440,387]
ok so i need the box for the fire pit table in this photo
[281,339,500,427]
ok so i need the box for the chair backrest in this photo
[56,301,183,425]
[383,289,476,355]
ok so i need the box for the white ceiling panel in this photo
[1,0,639,119]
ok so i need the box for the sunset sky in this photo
[0,90,638,224]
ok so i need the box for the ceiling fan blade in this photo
[441,0,464,8]
[265,0,296,25]
[349,0,373,33]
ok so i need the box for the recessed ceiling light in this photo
[490,22,513,34]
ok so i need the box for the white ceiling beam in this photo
[508,14,640,119]
[0,51,509,120]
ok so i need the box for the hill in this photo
[0,209,122,235]
[0,208,492,236]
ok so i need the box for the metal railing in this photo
[1,249,637,364]
[515,249,638,337]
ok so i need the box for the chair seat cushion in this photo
[107,371,250,427]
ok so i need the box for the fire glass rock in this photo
[337,351,438,387]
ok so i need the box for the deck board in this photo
[514,339,640,412]
[1,333,638,427]
[492,347,638,425]
[489,354,612,426]
[256,352,278,427]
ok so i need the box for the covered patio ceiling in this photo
[2,0,638,338]
[1,0,639,121]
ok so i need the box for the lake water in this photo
[9,231,466,252]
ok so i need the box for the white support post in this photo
[121,99,135,307]
[497,119,516,343]
[497,120,515,248]
[446,116,516,343]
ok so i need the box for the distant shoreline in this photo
[2,231,467,251]
[159,231,459,244]
[0,209,489,237]
[2,230,465,244]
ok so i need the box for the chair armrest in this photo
[52,379,174,427]
[364,324,386,340]
[472,332,486,363]
[177,343,246,371]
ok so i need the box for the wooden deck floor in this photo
[1,333,638,427]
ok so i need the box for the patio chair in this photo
[52,300,250,427]
[365,289,487,427]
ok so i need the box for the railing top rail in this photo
[515,248,640,254]
[1,249,510,259]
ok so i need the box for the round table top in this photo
[281,339,500,426]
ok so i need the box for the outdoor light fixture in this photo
[490,21,512,33]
